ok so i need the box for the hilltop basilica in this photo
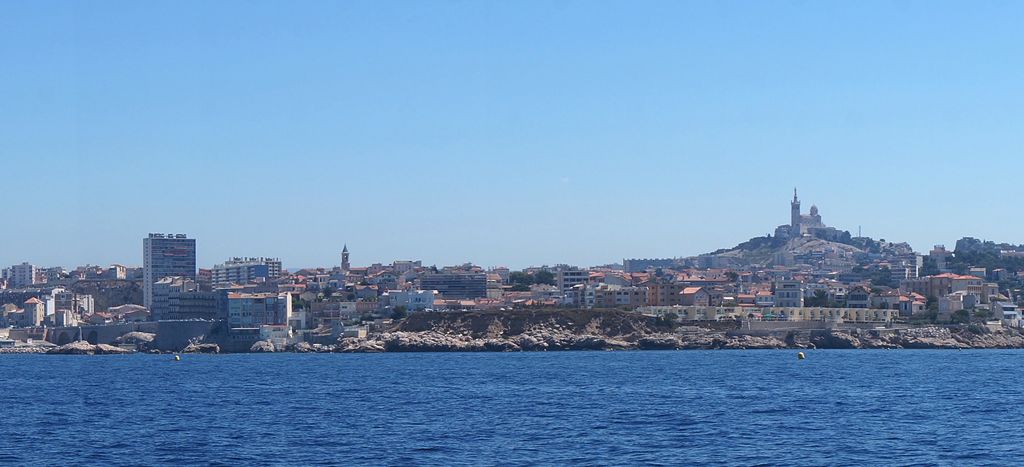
[774,189,846,242]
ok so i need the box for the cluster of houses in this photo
[3,258,1021,332]
[4,231,1024,342]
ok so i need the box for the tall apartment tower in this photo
[143,233,197,311]
[10,262,37,288]
[341,244,350,272]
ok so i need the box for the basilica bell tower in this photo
[790,188,801,234]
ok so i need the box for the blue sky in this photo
[2,1,1023,270]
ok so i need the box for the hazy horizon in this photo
[4,1,1024,270]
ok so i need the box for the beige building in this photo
[646,282,686,307]
[24,297,45,327]
[680,287,710,306]
[54,309,78,327]
[774,280,805,308]
[639,305,896,323]
[593,284,648,309]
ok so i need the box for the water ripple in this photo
[3,351,1024,465]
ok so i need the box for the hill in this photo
[700,235,866,268]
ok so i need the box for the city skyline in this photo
[0,203,1014,272]
[0,187,1021,270]
[4,1,1024,268]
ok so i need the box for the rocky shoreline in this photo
[328,324,1024,352]
[326,310,1024,352]
[6,310,1024,354]
[0,340,136,355]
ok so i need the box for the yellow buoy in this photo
[797,352,805,360]
[174,355,181,361]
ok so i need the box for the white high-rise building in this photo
[143,234,197,311]
[10,262,37,288]
[553,265,589,293]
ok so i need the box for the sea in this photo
[2,350,1022,466]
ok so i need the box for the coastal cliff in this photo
[7,310,1024,354]
[334,310,1024,352]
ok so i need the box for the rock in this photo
[182,343,220,354]
[289,342,316,353]
[483,338,520,352]
[569,335,610,350]
[47,341,131,355]
[115,332,155,344]
[250,340,276,353]
[811,331,863,349]
[893,327,967,349]
[115,332,156,351]
[857,338,900,349]
[0,346,49,354]
[677,332,724,350]
[336,337,385,353]
[954,329,1024,348]
[514,334,547,351]
[378,331,477,352]
[48,341,98,355]
[569,335,632,350]
[637,335,682,350]
[722,335,787,350]
[95,344,133,354]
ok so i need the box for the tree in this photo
[910,309,938,324]
[869,267,895,288]
[725,271,739,283]
[951,309,971,325]
[837,230,853,245]
[391,306,408,321]
[510,272,533,289]
[805,290,828,307]
[321,286,337,299]
[656,312,679,327]
[533,270,556,286]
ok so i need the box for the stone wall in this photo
[43,320,217,351]
[46,323,145,345]
[153,320,223,351]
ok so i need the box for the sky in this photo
[2,1,1024,270]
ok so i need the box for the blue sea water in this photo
[2,350,1023,466]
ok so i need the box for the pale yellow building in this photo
[638,305,896,323]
